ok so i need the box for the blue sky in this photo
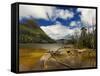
[34,7,81,27]
[19,5,96,40]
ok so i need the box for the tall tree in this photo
[79,27,88,48]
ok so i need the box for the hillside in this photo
[19,18,55,43]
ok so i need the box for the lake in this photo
[19,43,66,51]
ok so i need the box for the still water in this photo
[19,43,65,51]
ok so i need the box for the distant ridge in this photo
[19,18,55,43]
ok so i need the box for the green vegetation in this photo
[68,27,96,49]
[19,19,55,43]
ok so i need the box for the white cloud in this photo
[56,9,74,19]
[19,5,55,20]
[40,22,75,40]
[77,8,96,26]
[69,21,82,28]
[19,5,74,21]
[45,7,56,20]
[70,21,77,26]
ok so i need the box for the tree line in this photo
[70,26,96,49]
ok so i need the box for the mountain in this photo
[62,34,73,40]
[56,34,73,44]
[19,18,55,43]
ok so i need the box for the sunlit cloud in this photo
[55,9,74,19]
[19,5,56,20]
[19,5,74,21]
[41,21,75,40]
[77,8,96,26]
